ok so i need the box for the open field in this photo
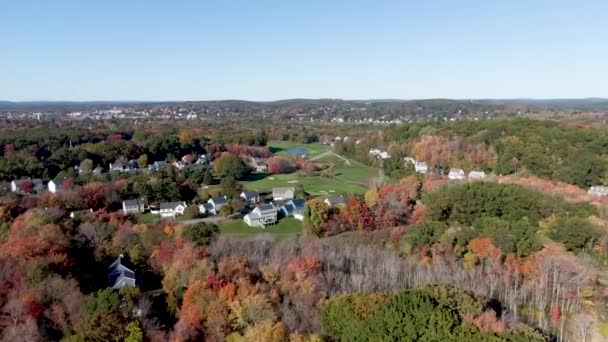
[317,154,378,183]
[242,171,368,195]
[267,140,328,157]
[219,217,303,235]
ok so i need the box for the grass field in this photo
[242,148,378,195]
[242,171,368,195]
[219,217,303,235]
[136,213,159,224]
[267,140,328,157]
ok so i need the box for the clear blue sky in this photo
[1,0,606,101]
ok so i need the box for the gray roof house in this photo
[280,198,307,221]
[324,195,346,207]
[244,203,278,228]
[199,202,215,214]
[272,187,295,201]
[122,198,146,214]
[48,179,67,193]
[108,254,136,290]
[208,196,229,213]
[148,161,167,172]
[240,190,259,204]
[11,178,44,193]
[159,201,187,218]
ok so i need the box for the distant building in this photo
[199,202,215,214]
[240,190,260,205]
[588,185,608,197]
[148,161,167,172]
[468,171,486,179]
[252,158,267,172]
[48,179,69,193]
[244,204,278,227]
[108,254,136,290]
[404,157,428,174]
[272,187,295,201]
[279,198,307,221]
[122,198,146,214]
[369,149,390,159]
[10,178,44,193]
[448,168,466,180]
[159,201,187,218]
[69,208,93,219]
[324,195,346,207]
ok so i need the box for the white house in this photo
[404,157,428,174]
[199,203,214,214]
[468,171,486,179]
[588,185,608,197]
[272,187,295,201]
[244,204,278,227]
[10,179,44,193]
[240,190,260,205]
[369,149,390,159]
[159,201,187,218]
[252,158,267,172]
[122,198,145,214]
[448,168,466,180]
[279,198,307,221]
[48,179,70,193]
[108,254,136,290]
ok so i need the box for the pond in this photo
[286,147,310,156]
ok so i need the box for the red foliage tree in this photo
[266,157,295,174]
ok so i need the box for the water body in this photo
[286,147,310,156]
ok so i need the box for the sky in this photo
[1,0,607,101]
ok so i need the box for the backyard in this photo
[219,217,303,236]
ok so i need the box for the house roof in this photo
[288,198,307,211]
[449,168,464,173]
[325,196,346,206]
[108,255,135,288]
[200,203,214,210]
[160,201,185,210]
[255,203,277,215]
[210,196,228,205]
[241,190,259,200]
[123,198,144,207]
[273,187,294,196]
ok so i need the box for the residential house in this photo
[92,166,103,176]
[172,160,187,170]
[122,198,146,214]
[240,190,260,205]
[198,202,215,214]
[280,198,307,221]
[403,157,428,174]
[324,195,346,207]
[159,201,187,218]
[200,196,229,215]
[369,149,390,159]
[148,161,167,172]
[448,168,466,180]
[108,254,136,290]
[109,161,125,172]
[244,204,278,227]
[252,158,267,172]
[10,178,44,193]
[589,186,608,197]
[272,187,295,201]
[48,179,65,193]
[70,208,93,219]
[468,171,486,179]
[196,154,212,166]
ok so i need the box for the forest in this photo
[0,117,608,341]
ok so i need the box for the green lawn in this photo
[219,217,303,235]
[267,140,328,157]
[241,151,378,195]
[242,171,368,195]
[318,154,378,183]
[136,213,159,224]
